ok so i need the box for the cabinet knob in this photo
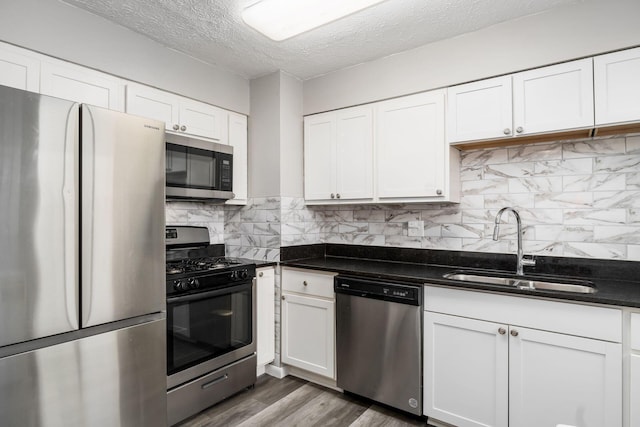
[281,295,285,300]
[172,124,179,131]
[180,125,187,132]
[516,126,524,134]
[436,189,443,195]
[336,193,341,199]
[330,193,335,199]
[503,128,511,135]
[498,328,506,335]
[259,272,264,277]
[510,329,519,337]
[303,281,308,286]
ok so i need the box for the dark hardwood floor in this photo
[176,374,435,427]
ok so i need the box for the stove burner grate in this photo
[166,257,243,275]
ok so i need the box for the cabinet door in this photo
[304,113,336,201]
[513,58,594,135]
[424,312,508,427]
[281,293,335,379]
[256,267,275,367]
[179,98,227,142]
[376,90,446,199]
[126,83,179,129]
[227,112,248,205]
[335,106,373,201]
[594,47,640,126]
[0,42,39,92]
[40,61,124,111]
[447,76,513,143]
[631,354,640,427]
[509,326,622,427]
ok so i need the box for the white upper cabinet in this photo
[512,58,594,135]
[0,42,40,92]
[226,112,248,205]
[126,83,227,141]
[594,46,640,126]
[304,113,336,201]
[377,90,456,201]
[448,58,594,144]
[335,106,374,200]
[40,60,124,111]
[447,76,513,143]
[304,105,373,203]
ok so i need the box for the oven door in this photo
[166,280,256,390]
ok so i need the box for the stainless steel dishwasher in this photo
[335,275,422,416]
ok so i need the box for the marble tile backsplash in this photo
[165,201,225,243]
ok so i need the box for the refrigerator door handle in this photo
[63,104,81,329]
[81,106,96,326]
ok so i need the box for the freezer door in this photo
[0,85,79,347]
[81,105,165,327]
[0,319,167,427]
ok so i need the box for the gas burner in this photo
[165,256,244,276]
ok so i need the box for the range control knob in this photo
[230,271,238,280]
[187,278,200,289]
[240,270,248,279]
[173,279,187,291]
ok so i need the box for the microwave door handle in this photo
[167,282,252,304]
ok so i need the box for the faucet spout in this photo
[492,207,535,276]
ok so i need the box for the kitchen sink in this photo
[442,272,597,294]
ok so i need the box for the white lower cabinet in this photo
[509,327,621,427]
[424,312,508,427]
[631,313,640,427]
[256,266,275,369]
[281,267,336,379]
[424,286,623,427]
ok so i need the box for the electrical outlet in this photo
[407,220,424,237]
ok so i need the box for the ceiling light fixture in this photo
[242,0,388,42]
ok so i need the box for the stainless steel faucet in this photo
[493,207,536,276]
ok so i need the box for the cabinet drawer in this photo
[424,285,622,342]
[632,313,640,351]
[282,267,336,299]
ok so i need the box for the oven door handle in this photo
[167,282,252,304]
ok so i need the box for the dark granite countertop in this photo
[252,260,278,268]
[280,244,640,309]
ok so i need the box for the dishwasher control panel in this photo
[334,276,421,305]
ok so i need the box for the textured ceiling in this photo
[61,0,581,80]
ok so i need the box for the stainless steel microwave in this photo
[165,133,234,201]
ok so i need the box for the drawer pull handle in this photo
[259,272,264,277]
[498,328,506,335]
[510,329,519,337]
[201,374,228,390]
[303,281,308,286]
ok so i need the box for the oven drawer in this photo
[282,267,337,299]
[167,354,256,426]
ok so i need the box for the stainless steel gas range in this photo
[165,226,257,426]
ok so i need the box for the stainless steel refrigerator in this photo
[0,85,167,426]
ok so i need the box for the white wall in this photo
[279,73,304,198]
[0,0,249,113]
[303,0,640,114]
[249,72,281,197]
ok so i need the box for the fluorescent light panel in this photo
[242,0,387,41]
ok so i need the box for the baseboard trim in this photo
[264,364,289,379]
